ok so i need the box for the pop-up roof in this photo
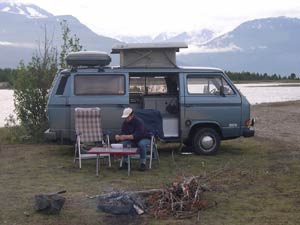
[111,42,188,68]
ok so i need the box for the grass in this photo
[0,134,300,225]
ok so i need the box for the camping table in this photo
[88,147,138,176]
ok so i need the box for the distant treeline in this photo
[0,68,299,85]
[0,68,15,83]
[226,71,299,81]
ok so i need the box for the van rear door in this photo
[69,72,128,138]
[183,73,242,139]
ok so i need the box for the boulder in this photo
[34,193,66,215]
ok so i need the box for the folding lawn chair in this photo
[74,107,111,169]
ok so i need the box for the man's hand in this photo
[115,135,126,141]
[115,134,134,141]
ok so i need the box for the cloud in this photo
[0,0,17,3]
[179,43,243,55]
[0,41,35,48]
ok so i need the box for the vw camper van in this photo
[45,43,254,155]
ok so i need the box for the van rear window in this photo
[74,75,125,95]
[56,75,69,95]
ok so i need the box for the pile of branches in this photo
[146,176,213,219]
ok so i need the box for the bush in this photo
[10,22,82,142]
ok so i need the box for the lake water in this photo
[0,89,14,127]
[235,83,300,104]
[1,82,300,127]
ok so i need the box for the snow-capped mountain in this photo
[118,29,218,45]
[178,17,300,75]
[167,29,216,44]
[115,35,153,43]
[117,32,181,43]
[0,2,299,75]
[0,2,120,67]
[152,32,180,42]
[117,29,217,45]
[199,16,300,52]
[0,2,52,18]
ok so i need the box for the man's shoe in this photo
[139,163,146,171]
[118,162,128,170]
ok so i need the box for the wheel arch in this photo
[189,122,223,141]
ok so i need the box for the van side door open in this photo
[129,73,180,139]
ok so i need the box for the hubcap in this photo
[201,136,214,149]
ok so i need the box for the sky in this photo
[3,0,300,37]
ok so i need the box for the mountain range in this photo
[117,29,216,44]
[0,2,299,76]
[178,17,300,76]
[0,2,120,67]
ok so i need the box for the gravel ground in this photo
[252,101,300,148]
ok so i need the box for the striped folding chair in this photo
[74,107,111,168]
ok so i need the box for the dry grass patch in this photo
[0,136,300,225]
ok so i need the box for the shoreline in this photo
[252,100,300,107]
[233,80,300,84]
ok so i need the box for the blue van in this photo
[45,43,254,155]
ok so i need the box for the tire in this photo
[193,128,220,155]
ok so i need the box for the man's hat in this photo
[121,107,133,118]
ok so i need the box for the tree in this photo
[11,22,83,141]
[59,20,83,68]
[12,26,58,140]
[289,73,296,80]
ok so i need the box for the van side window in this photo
[187,76,222,95]
[56,75,69,95]
[187,76,235,95]
[75,75,125,95]
[222,78,235,95]
[129,74,177,95]
[146,76,167,94]
[130,77,145,94]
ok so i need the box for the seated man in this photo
[115,107,151,171]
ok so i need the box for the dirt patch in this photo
[102,214,146,225]
[252,100,300,148]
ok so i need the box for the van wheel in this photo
[193,128,220,155]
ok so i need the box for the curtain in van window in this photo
[75,75,125,95]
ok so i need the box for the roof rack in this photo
[111,42,188,68]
